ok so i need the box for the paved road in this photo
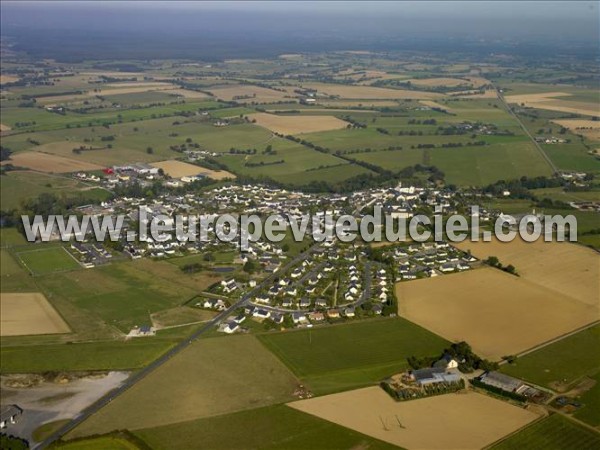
[36,244,320,449]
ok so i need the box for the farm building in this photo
[0,405,22,429]
[411,368,461,386]
[479,371,524,393]
[222,321,240,334]
[433,354,459,370]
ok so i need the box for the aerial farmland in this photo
[0,1,599,450]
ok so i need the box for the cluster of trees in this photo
[245,159,285,167]
[72,145,108,154]
[113,176,217,200]
[535,198,572,209]
[483,175,564,200]
[335,146,404,155]
[0,190,114,235]
[278,134,330,154]
[0,146,12,161]
[398,130,425,136]
[234,161,445,195]
[198,157,230,172]
[341,116,368,129]
[229,148,257,155]
[408,118,437,125]
[180,262,204,274]
[407,341,499,373]
[381,378,465,402]
[13,120,37,128]
[0,434,28,450]
[485,256,518,276]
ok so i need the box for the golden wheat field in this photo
[0,292,71,336]
[396,266,597,360]
[505,92,599,116]
[150,160,235,180]
[248,112,349,134]
[455,239,599,307]
[4,151,103,173]
[289,387,540,450]
[207,85,294,103]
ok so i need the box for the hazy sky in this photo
[1,1,598,60]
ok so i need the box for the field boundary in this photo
[502,320,600,364]
[495,84,559,175]
[14,246,83,276]
[482,414,548,449]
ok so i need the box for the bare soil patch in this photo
[4,151,103,173]
[150,160,235,180]
[207,85,294,103]
[0,75,20,84]
[249,112,349,134]
[408,77,471,87]
[0,292,71,336]
[289,387,540,450]
[552,119,600,140]
[506,92,599,116]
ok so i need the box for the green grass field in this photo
[501,325,600,390]
[573,372,600,428]
[16,246,81,275]
[429,141,552,185]
[0,339,175,373]
[54,433,143,450]
[0,228,29,247]
[532,188,600,203]
[0,249,38,292]
[257,318,449,395]
[69,335,300,438]
[543,143,600,173]
[134,404,398,450]
[0,171,108,211]
[34,258,219,332]
[491,414,600,450]
[0,100,223,133]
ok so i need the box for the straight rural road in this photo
[493,84,560,175]
[36,244,320,449]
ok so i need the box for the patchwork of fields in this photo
[2,53,599,449]
[397,240,600,360]
[69,335,300,437]
[397,267,597,360]
[257,318,449,395]
[500,324,600,391]
[248,112,349,134]
[134,404,397,450]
